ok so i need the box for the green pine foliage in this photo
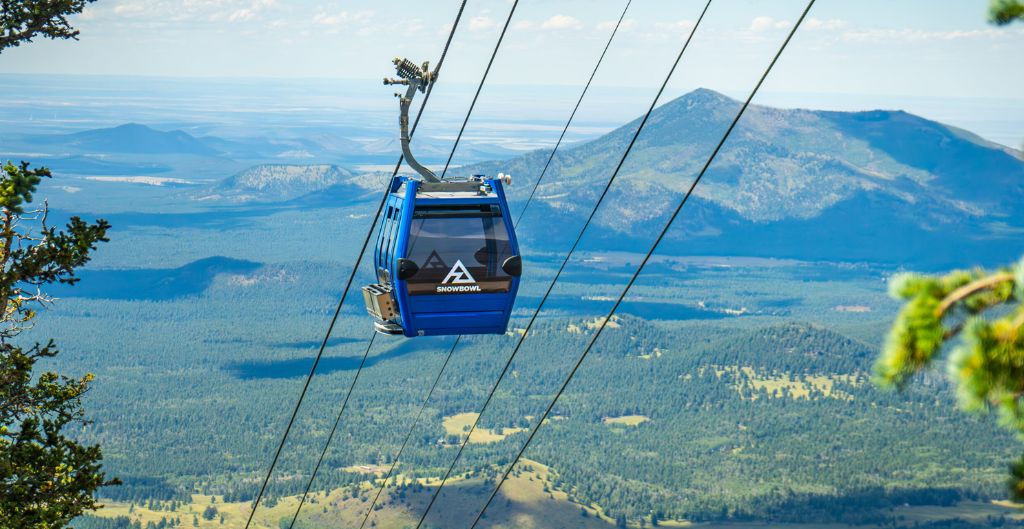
[0,161,46,214]
[990,0,1024,24]
[0,0,96,52]
[0,342,108,527]
[875,258,1024,499]
[0,161,113,528]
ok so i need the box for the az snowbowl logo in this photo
[437,260,481,293]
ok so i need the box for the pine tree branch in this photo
[0,208,15,324]
[935,272,1015,318]
[943,322,965,340]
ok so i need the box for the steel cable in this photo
[355,335,460,529]
[439,0,520,179]
[241,2,469,527]
[283,333,375,529]
[466,2,817,526]
[411,2,715,527]
[513,0,633,228]
[354,3,633,526]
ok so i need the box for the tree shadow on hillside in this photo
[224,338,437,379]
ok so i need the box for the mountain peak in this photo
[682,87,733,103]
[458,89,1024,267]
[666,88,737,112]
[112,122,156,132]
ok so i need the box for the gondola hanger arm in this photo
[385,57,440,183]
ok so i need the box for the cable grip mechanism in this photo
[384,57,440,183]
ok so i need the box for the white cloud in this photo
[312,12,341,25]
[404,18,425,35]
[469,15,496,32]
[541,14,583,31]
[313,9,374,26]
[654,19,695,33]
[229,9,254,22]
[842,27,1010,42]
[596,18,636,31]
[209,0,278,22]
[106,0,287,24]
[750,16,791,32]
[113,4,145,17]
[805,18,847,31]
[513,20,535,31]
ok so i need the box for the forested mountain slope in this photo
[41,254,1021,527]
[211,164,358,203]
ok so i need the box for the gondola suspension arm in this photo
[385,58,440,183]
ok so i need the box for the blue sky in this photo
[1,0,1020,95]
[1,0,1023,145]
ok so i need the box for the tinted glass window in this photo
[405,205,513,295]
[375,205,397,282]
[386,206,400,262]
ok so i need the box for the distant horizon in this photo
[2,72,1021,149]
[7,71,1024,102]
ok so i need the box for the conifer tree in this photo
[0,161,113,527]
[0,0,95,52]
[990,0,1024,24]
[875,258,1024,498]
[875,1,1024,500]
[0,6,112,528]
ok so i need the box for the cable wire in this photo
[284,333,376,529]
[412,2,714,527]
[439,0,520,180]
[355,335,461,529]
[241,2,469,527]
[280,1,516,525]
[467,2,817,526]
[514,0,632,228]
[355,3,632,525]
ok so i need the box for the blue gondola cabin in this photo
[363,175,522,337]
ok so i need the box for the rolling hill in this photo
[210,163,359,203]
[13,123,374,166]
[35,123,220,156]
